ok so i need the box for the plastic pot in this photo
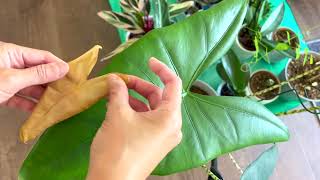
[191,80,217,96]
[280,51,320,102]
[248,70,281,104]
[267,27,300,63]
[231,26,256,62]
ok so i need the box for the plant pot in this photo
[217,82,250,97]
[267,27,300,63]
[191,80,217,96]
[249,70,281,104]
[280,51,320,102]
[231,26,256,61]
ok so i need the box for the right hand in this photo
[87,58,183,180]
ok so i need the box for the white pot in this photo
[231,26,256,62]
[280,51,320,102]
[248,70,281,104]
[191,80,217,96]
[216,82,249,96]
[267,27,300,63]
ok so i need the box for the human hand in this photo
[0,42,69,111]
[87,58,182,180]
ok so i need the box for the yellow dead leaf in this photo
[19,45,128,143]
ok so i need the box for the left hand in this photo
[0,42,69,111]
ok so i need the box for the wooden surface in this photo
[287,0,320,41]
[1,0,320,180]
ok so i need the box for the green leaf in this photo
[169,1,194,17]
[216,62,231,84]
[260,37,296,59]
[153,0,171,28]
[19,0,289,179]
[97,11,144,34]
[257,0,267,24]
[220,50,250,95]
[241,145,278,180]
[260,3,285,36]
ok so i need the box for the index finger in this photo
[5,43,64,68]
[149,57,182,107]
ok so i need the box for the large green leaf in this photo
[19,0,289,179]
[241,145,278,180]
[260,3,285,36]
[217,49,250,96]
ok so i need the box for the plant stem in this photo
[201,164,221,180]
[248,65,320,97]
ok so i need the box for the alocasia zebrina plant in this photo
[19,0,289,179]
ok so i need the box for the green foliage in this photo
[19,0,289,179]
[241,145,279,180]
[153,0,194,28]
[260,3,285,35]
[217,50,250,96]
[98,0,152,34]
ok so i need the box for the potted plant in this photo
[267,27,300,63]
[191,80,217,96]
[19,1,289,179]
[216,49,250,97]
[281,51,320,102]
[232,1,286,61]
[249,70,281,104]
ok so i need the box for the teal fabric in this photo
[108,0,307,114]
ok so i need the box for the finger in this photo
[127,75,162,109]
[129,96,150,112]
[18,85,45,100]
[6,43,65,68]
[106,74,130,109]
[149,58,182,107]
[13,61,69,89]
[5,95,36,112]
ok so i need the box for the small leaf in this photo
[98,11,144,34]
[241,145,278,180]
[169,1,194,17]
[153,0,171,28]
[102,38,139,61]
[261,3,285,35]
[257,0,267,23]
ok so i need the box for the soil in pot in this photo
[273,28,299,49]
[220,83,235,96]
[250,71,280,100]
[190,86,209,95]
[287,54,320,100]
[238,27,256,51]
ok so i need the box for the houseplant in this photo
[99,0,194,59]
[267,27,300,63]
[19,0,289,179]
[281,51,320,102]
[232,1,290,62]
[216,49,250,96]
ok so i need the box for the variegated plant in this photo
[99,0,194,59]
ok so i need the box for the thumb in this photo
[16,61,69,88]
[106,74,130,109]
